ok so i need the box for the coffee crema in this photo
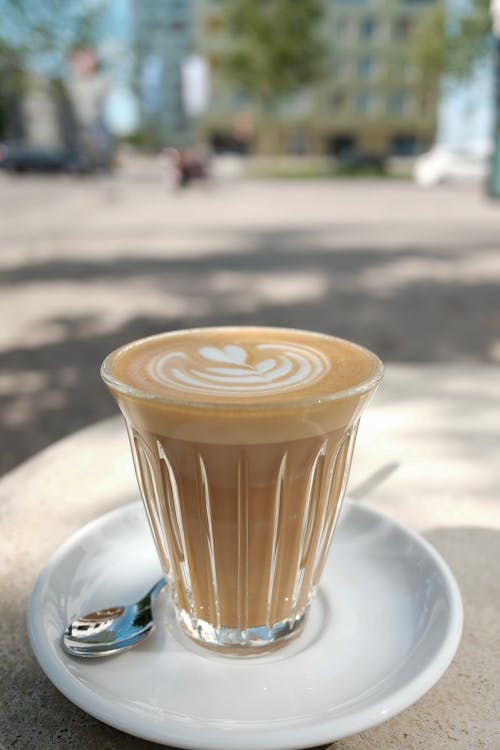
[106,327,377,403]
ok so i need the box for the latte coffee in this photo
[102,327,383,653]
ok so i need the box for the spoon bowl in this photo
[62,577,167,657]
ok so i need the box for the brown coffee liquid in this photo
[103,328,381,640]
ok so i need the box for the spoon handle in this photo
[145,576,168,603]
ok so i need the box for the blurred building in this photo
[128,0,442,156]
[322,0,440,156]
[22,74,62,149]
[132,0,195,147]
[0,47,27,142]
[197,0,442,157]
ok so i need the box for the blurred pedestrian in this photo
[66,48,114,170]
[159,146,210,190]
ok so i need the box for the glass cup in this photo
[101,327,383,655]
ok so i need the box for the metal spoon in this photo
[63,462,398,659]
[62,577,167,658]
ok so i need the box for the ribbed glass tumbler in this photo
[102,332,382,655]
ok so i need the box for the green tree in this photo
[219,0,326,151]
[0,0,105,138]
[0,0,105,83]
[411,0,492,82]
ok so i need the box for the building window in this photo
[393,17,413,40]
[399,60,412,78]
[336,17,349,35]
[359,17,377,41]
[328,134,356,157]
[390,134,418,155]
[356,91,374,114]
[288,130,311,156]
[332,57,346,78]
[332,57,348,78]
[389,91,407,114]
[332,91,348,112]
[232,90,248,108]
[358,55,375,78]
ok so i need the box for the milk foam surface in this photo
[107,327,378,404]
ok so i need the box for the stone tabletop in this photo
[1,364,499,750]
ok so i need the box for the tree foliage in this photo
[219,0,326,108]
[411,0,492,81]
[0,0,104,83]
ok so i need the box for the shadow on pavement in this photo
[1,230,499,474]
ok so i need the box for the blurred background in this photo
[1,0,499,474]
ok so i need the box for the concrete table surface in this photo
[1,364,499,749]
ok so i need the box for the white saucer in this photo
[28,500,462,750]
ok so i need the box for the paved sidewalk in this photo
[1,364,498,749]
[1,166,500,474]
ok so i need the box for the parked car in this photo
[414,145,491,187]
[0,143,109,174]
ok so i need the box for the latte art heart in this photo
[148,342,331,396]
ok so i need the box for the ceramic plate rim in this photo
[28,501,463,750]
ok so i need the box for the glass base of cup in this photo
[177,607,308,657]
